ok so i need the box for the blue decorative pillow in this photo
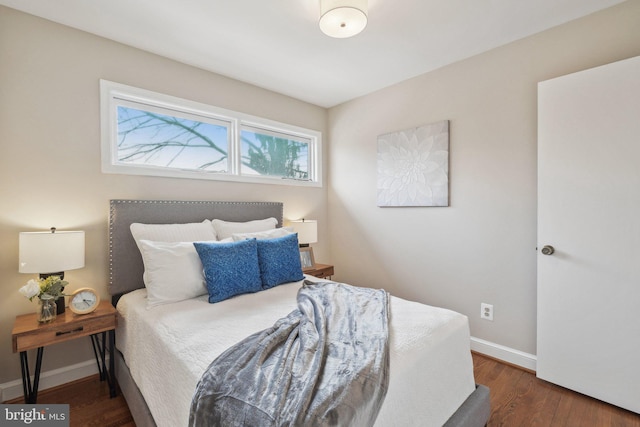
[193,239,262,303]
[257,233,304,289]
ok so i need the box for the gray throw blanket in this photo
[189,280,390,427]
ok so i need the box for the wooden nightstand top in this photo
[12,301,117,353]
[305,263,334,279]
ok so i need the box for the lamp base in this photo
[55,297,65,315]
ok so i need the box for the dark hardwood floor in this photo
[473,353,640,427]
[6,375,134,427]
[6,353,639,426]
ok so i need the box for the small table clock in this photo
[69,287,101,315]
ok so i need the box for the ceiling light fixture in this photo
[319,0,368,39]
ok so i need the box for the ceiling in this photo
[0,0,625,107]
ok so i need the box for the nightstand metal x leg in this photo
[19,347,44,404]
[90,330,117,398]
[18,331,116,404]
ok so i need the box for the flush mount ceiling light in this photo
[319,0,368,38]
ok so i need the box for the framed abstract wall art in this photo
[377,120,449,207]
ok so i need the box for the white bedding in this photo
[116,276,475,426]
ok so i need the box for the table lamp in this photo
[19,227,85,314]
[289,219,317,271]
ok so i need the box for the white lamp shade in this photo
[319,0,368,38]
[289,220,318,245]
[19,230,85,274]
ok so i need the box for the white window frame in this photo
[100,80,322,187]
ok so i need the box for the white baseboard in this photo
[1,358,102,403]
[471,336,537,372]
[2,339,534,402]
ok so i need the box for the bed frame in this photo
[108,199,490,427]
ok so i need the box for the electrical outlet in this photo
[481,303,493,321]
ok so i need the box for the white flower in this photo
[19,279,41,300]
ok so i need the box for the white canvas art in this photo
[377,121,449,207]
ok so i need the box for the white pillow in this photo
[130,221,218,306]
[130,220,218,249]
[232,227,294,241]
[137,238,232,308]
[138,240,208,308]
[212,217,278,240]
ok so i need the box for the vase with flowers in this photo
[19,276,68,323]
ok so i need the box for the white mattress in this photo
[116,276,475,426]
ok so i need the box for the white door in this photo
[537,55,640,414]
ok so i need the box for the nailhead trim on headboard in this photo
[108,200,284,303]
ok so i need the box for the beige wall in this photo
[327,1,640,356]
[2,0,639,390]
[0,7,328,385]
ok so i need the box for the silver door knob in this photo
[541,245,555,255]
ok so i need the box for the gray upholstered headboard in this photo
[108,200,284,301]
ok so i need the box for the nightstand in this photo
[12,301,117,403]
[305,263,334,279]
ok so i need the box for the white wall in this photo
[327,1,640,358]
[0,6,327,387]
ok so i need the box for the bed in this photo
[108,199,490,426]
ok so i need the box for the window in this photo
[100,80,321,186]
[240,125,310,180]
[116,104,231,173]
